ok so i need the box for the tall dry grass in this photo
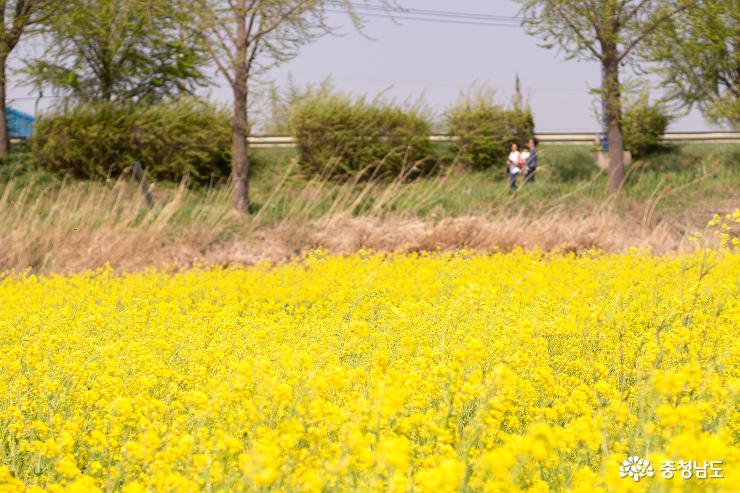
[0,177,233,272]
[0,163,733,274]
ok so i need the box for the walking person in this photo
[524,138,538,184]
[507,143,521,190]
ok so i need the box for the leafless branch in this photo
[549,2,603,59]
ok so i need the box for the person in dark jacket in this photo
[524,138,538,184]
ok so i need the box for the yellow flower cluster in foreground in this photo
[1,246,739,491]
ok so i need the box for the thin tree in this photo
[516,0,697,192]
[0,0,59,157]
[182,0,394,213]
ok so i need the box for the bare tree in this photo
[183,0,393,213]
[516,0,697,192]
[0,0,59,157]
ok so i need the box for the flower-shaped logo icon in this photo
[620,456,655,482]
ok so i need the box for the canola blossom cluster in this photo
[1,222,739,492]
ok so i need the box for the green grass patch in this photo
[1,142,737,228]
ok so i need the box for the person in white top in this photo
[507,143,521,190]
[519,148,530,168]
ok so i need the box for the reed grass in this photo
[1,144,737,273]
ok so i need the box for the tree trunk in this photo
[231,8,250,214]
[0,53,8,158]
[231,82,249,214]
[603,52,624,193]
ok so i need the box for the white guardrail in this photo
[247,131,740,148]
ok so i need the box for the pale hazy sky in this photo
[8,0,718,132]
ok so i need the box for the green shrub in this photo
[542,145,598,182]
[0,152,38,182]
[622,95,671,158]
[31,99,231,183]
[446,88,535,173]
[290,92,433,179]
[706,95,740,128]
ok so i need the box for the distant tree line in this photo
[1,0,737,209]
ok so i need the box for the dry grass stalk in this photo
[1,168,732,274]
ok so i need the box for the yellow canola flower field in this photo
[1,247,739,492]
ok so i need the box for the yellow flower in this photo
[121,481,147,493]
[0,246,736,492]
[66,476,102,493]
[378,435,411,472]
[55,454,81,479]
[415,457,465,493]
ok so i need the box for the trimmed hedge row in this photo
[445,91,535,172]
[29,90,671,184]
[290,93,433,178]
[290,89,535,178]
[32,99,231,183]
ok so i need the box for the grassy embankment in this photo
[1,143,738,272]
